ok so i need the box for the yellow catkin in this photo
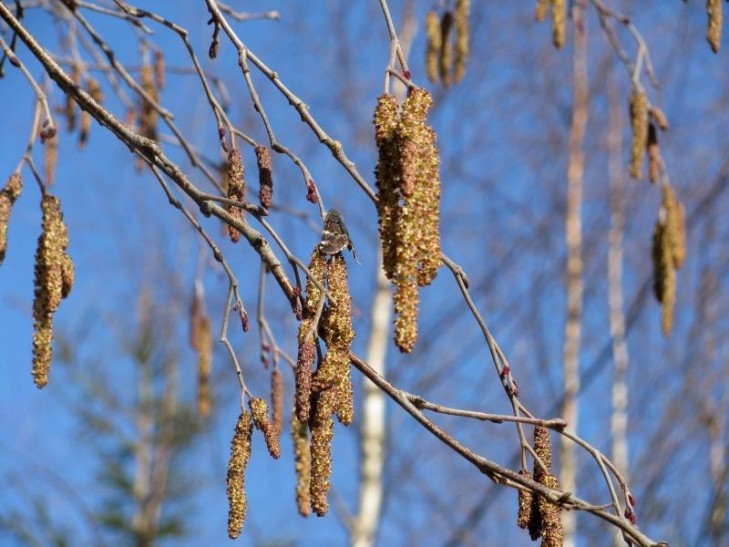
[226,149,246,243]
[0,173,23,265]
[628,87,648,179]
[139,63,159,140]
[650,106,669,131]
[32,194,72,388]
[255,145,273,209]
[438,12,455,87]
[226,411,252,539]
[271,368,284,436]
[454,0,470,83]
[538,473,564,547]
[425,11,441,84]
[250,397,281,459]
[316,255,355,425]
[535,0,550,22]
[291,409,312,517]
[552,0,566,49]
[373,94,401,280]
[707,0,722,53]
[189,290,201,351]
[663,184,686,269]
[647,123,661,184]
[197,315,212,418]
[393,276,419,354]
[652,217,676,336]
[310,390,335,517]
[517,470,534,530]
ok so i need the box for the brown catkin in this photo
[309,390,335,517]
[535,0,550,22]
[0,173,23,265]
[139,63,159,140]
[439,12,454,87]
[425,11,441,84]
[517,470,534,530]
[189,290,202,351]
[647,123,661,184]
[533,426,553,474]
[538,473,564,547]
[250,397,281,459]
[393,277,419,353]
[255,145,273,209]
[295,341,315,424]
[292,409,312,517]
[552,0,566,49]
[454,0,470,83]
[197,315,212,417]
[226,149,246,243]
[226,411,252,539]
[32,194,72,388]
[628,87,648,179]
[271,368,284,436]
[707,0,722,53]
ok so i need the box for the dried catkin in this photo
[249,397,281,459]
[0,173,23,265]
[139,63,159,140]
[309,390,335,517]
[517,470,534,530]
[271,368,284,436]
[454,0,470,83]
[425,11,441,84]
[255,145,273,209]
[197,315,212,417]
[291,410,312,517]
[439,12,454,87]
[533,426,553,476]
[226,411,252,539]
[628,87,648,179]
[652,216,675,336]
[44,133,57,185]
[64,63,81,131]
[226,149,246,243]
[79,77,104,149]
[647,123,661,184]
[552,0,566,49]
[707,0,722,53]
[32,195,72,388]
[154,50,166,90]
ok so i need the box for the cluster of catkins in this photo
[374,88,442,353]
[535,0,566,49]
[224,145,275,243]
[292,249,355,517]
[517,427,564,547]
[226,371,284,539]
[425,0,470,86]
[652,184,686,336]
